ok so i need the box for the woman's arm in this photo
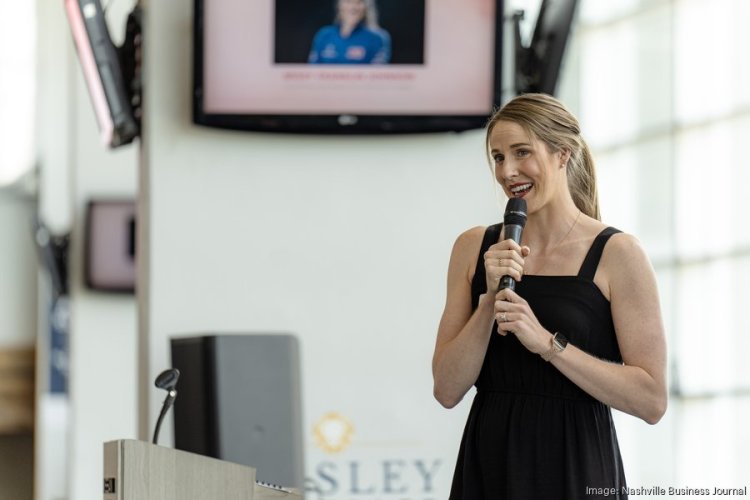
[494,233,668,424]
[432,227,528,408]
[370,30,391,64]
[431,228,496,408]
[308,28,328,63]
[552,233,668,423]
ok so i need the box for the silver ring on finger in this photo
[499,312,507,322]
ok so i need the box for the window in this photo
[0,2,36,186]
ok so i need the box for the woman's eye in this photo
[516,149,530,157]
[493,154,504,163]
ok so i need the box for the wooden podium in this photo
[103,440,303,500]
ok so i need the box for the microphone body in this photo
[498,198,527,292]
[152,368,180,445]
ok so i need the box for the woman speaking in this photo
[432,93,667,499]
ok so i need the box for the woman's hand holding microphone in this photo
[483,239,551,355]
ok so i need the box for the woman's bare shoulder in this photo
[452,226,489,258]
[450,226,489,283]
[597,229,654,295]
[601,230,649,268]
[455,225,487,248]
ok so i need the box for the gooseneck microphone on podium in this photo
[498,198,528,292]
[152,368,180,445]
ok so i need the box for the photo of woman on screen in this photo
[308,0,391,64]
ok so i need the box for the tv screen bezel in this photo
[192,0,504,134]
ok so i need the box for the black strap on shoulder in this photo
[577,227,622,281]
[470,223,503,309]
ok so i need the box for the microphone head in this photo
[155,368,180,391]
[504,198,528,227]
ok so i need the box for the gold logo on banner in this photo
[313,412,354,453]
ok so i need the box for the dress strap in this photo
[577,227,622,281]
[470,224,503,309]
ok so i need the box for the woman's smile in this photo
[509,182,534,198]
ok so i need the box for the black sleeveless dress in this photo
[449,224,628,500]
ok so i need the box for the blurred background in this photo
[1,0,748,499]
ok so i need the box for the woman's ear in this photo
[559,149,572,168]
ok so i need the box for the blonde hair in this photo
[335,0,381,30]
[486,93,600,220]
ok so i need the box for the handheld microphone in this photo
[152,368,180,445]
[498,198,527,292]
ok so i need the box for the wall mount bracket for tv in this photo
[512,0,579,96]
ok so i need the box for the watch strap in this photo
[541,332,568,362]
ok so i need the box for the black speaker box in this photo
[170,334,303,488]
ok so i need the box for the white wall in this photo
[66,71,139,500]
[34,2,139,499]
[141,0,502,496]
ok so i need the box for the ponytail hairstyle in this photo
[486,93,600,220]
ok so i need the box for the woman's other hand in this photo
[493,288,550,354]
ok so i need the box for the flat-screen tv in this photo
[64,0,139,147]
[84,200,136,293]
[193,0,504,134]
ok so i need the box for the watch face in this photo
[553,332,569,350]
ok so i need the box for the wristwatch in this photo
[541,331,569,362]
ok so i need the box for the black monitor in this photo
[84,200,136,292]
[515,0,579,95]
[193,0,505,134]
[64,0,139,147]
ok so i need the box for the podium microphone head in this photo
[155,368,180,391]
[152,368,180,445]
